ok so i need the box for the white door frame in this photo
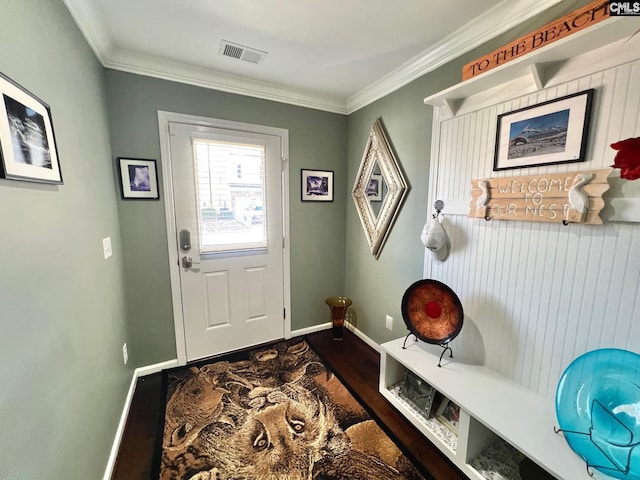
[158,111,292,366]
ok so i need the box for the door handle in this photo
[181,255,201,269]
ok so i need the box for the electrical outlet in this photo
[385,314,393,331]
[122,343,128,365]
[103,237,112,259]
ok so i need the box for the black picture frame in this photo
[0,71,62,184]
[493,89,594,171]
[301,169,333,202]
[117,157,160,200]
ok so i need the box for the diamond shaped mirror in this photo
[352,118,409,259]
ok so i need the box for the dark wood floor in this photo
[112,328,466,480]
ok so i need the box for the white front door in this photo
[168,121,286,361]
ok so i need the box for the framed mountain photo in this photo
[493,89,593,171]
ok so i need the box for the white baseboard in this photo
[136,359,179,377]
[102,370,138,480]
[290,322,331,337]
[291,321,380,353]
[345,322,381,352]
[102,359,178,480]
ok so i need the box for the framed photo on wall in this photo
[0,71,62,184]
[301,169,333,202]
[493,89,594,171]
[117,157,159,200]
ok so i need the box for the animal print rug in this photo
[154,338,429,480]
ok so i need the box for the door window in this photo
[193,138,267,253]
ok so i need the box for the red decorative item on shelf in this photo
[610,137,640,180]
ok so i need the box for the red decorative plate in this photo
[401,279,463,345]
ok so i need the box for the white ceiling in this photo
[63,0,564,114]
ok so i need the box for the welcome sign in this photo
[469,169,613,225]
[462,0,611,80]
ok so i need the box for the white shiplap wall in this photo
[425,56,640,401]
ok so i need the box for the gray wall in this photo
[104,71,348,366]
[345,81,434,343]
[0,1,131,478]
[344,0,588,344]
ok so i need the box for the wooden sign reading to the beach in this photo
[462,0,611,80]
[469,169,612,224]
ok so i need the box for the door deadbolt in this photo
[179,228,191,251]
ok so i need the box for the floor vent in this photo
[218,40,267,65]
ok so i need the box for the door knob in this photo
[181,255,200,269]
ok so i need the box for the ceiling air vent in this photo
[218,40,267,65]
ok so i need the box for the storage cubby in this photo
[387,380,458,454]
[463,419,527,480]
[379,337,590,479]
[467,438,525,480]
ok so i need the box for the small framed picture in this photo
[0,71,62,184]
[301,169,333,202]
[436,398,460,433]
[117,157,159,200]
[399,370,436,416]
[493,89,594,171]
[366,173,382,201]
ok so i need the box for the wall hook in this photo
[433,199,444,219]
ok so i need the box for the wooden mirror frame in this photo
[352,118,409,259]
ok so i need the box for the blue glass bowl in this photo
[556,349,640,479]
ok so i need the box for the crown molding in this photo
[64,0,565,115]
[345,0,565,113]
[63,0,112,61]
[105,47,348,114]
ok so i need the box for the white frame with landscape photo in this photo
[493,89,593,171]
[301,169,333,202]
[118,157,159,200]
[0,72,62,184]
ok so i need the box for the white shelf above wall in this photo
[423,17,640,117]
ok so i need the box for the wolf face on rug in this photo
[157,339,427,480]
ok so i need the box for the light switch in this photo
[103,237,112,259]
[386,314,393,331]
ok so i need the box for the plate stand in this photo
[402,332,453,368]
[553,398,637,478]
